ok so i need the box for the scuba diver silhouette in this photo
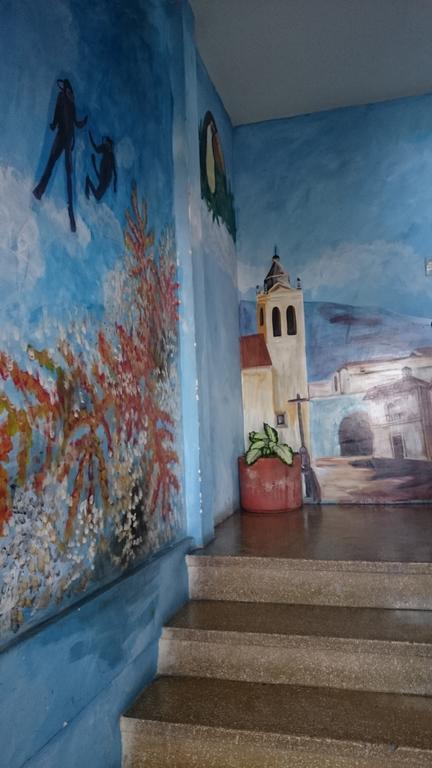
[33,78,87,233]
[85,132,117,202]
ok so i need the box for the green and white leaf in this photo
[273,443,294,465]
[249,439,266,450]
[249,431,267,443]
[245,446,263,465]
[246,422,294,466]
[264,423,278,443]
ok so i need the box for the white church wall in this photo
[241,367,275,448]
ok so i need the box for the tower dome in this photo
[264,246,290,292]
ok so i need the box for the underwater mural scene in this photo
[0,0,184,644]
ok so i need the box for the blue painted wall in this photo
[170,2,203,547]
[194,54,244,533]
[0,1,238,766]
[0,0,249,764]
[1,538,191,768]
[235,94,432,503]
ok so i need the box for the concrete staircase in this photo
[121,528,432,767]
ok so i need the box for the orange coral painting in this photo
[0,185,182,637]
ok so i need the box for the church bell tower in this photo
[256,248,308,410]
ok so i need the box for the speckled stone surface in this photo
[159,631,432,695]
[122,507,432,766]
[167,600,432,643]
[189,554,432,573]
[121,722,432,767]
[188,555,432,608]
[197,506,432,562]
[122,676,432,767]
[158,600,432,694]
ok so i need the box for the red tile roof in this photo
[240,334,272,370]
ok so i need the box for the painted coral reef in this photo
[0,186,182,638]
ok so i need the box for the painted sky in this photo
[240,299,432,381]
[234,94,432,317]
[0,0,174,346]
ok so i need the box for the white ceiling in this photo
[190,0,432,126]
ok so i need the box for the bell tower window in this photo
[272,307,281,337]
[259,307,264,327]
[286,305,297,335]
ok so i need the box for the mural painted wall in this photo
[235,94,432,503]
[0,0,184,646]
[194,54,243,529]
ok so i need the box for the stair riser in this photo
[188,564,432,609]
[158,636,432,696]
[121,721,432,768]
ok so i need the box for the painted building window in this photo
[286,305,297,335]
[386,402,403,423]
[259,307,264,327]
[272,307,282,337]
[334,375,338,392]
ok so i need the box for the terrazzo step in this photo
[187,554,432,609]
[121,676,432,768]
[158,600,432,695]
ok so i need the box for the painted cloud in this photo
[0,166,44,288]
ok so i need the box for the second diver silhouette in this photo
[85,132,117,202]
[33,78,87,233]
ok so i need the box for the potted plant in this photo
[238,423,302,512]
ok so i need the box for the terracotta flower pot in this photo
[238,454,302,513]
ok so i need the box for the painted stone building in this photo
[364,367,432,461]
[310,348,432,399]
[310,351,432,461]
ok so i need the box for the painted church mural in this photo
[199,110,237,241]
[0,0,184,645]
[235,94,432,507]
[240,249,432,504]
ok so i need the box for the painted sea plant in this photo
[0,185,182,637]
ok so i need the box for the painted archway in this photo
[338,412,373,456]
